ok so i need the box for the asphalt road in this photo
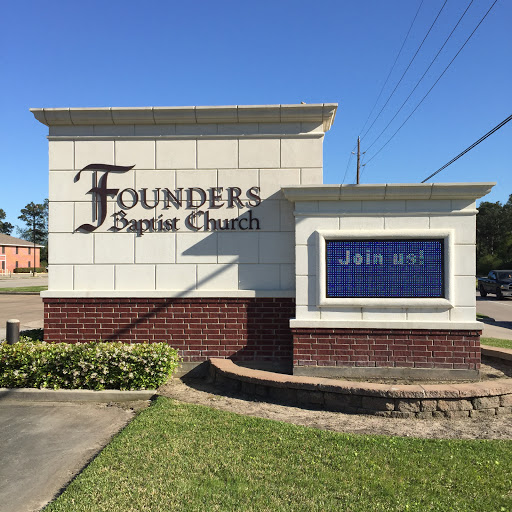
[0,295,44,339]
[0,274,48,288]
[476,292,512,340]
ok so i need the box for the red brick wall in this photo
[292,328,481,370]
[43,297,294,365]
[43,298,481,370]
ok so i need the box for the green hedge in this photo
[13,267,47,273]
[0,341,181,390]
[19,328,44,341]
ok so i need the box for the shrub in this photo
[13,267,47,273]
[0,341,181,390]
[19,328,44,341]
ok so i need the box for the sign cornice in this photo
[281,183,496,202]
[30,104,338,132]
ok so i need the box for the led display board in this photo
[326,239,444,298]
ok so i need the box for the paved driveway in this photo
[0,400,134,512]
[0,288,143,511]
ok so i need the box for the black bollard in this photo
[6,319,20,345]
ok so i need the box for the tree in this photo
[0,208,14,235]
[17,200,49,264]
[476,201,507,258]
[476,196,512,275]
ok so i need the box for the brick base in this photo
[43,297,294,365]
[43,298,481,373]
[292,328,481,370]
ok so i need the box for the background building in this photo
[0,234,42,274]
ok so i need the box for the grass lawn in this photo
[0,286,47,292]
[45,397,512,512]
[481,337,512,350]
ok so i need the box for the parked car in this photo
[478,270,512,299]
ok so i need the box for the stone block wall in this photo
[36,105,336,297]
[284,185,484,327]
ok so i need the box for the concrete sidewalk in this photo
[0,400,137,512]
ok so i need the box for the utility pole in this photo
[352,138,365,184]
[356,136,361,184]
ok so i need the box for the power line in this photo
[357,0,424,137]
[421,113,512,183]
[349,0,423,185]
[364,0,474,154]
[360,0,448,142]
[362,0,499,168]
[341,149,355,184]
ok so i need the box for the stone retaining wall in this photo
[209,351,512,419]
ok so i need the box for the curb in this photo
[482,344,512,362]
[209,359,512,399]
[0,291,42,295]
[0,388,156,402]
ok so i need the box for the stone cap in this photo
[282,182,495,201]
[210,357,512,399]
[30,104,338,132]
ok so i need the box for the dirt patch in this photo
[106,400,152,414]
[481,357,512,379]
[158,357,512,441]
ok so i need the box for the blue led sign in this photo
[326,239,444,298]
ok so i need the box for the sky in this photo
[1,0,510,230]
